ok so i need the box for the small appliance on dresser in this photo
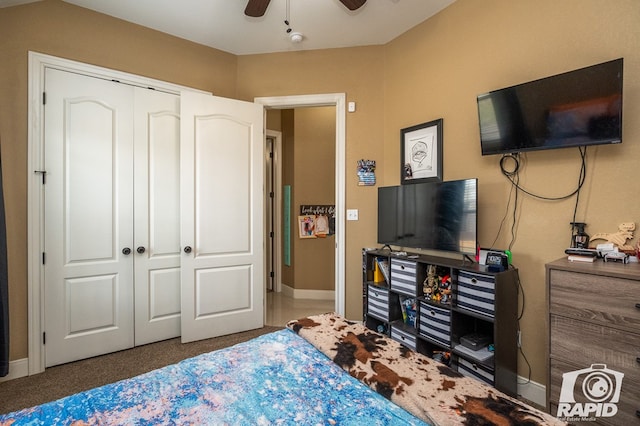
[546,258,640,426]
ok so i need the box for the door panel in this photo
[133,88,181,345]
[180,91,264,343]
[44,68,134,367]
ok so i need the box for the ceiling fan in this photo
[245,0,367,17]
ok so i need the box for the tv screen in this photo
[377,179,477,255]
[477,58,623,156]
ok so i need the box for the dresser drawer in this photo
[390,258,417,295]
[391,324,417,351]
[367,285,389,321]
[418,302,451,348]
[455,271,496,318]
[550,315,640,382]
[549,269,640,332]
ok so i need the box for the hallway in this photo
[265,292,334,327]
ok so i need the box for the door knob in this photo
[137,246,146,254]
[122,247,131,255]
[184,246,192,254]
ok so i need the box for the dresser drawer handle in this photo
[637,357,640,364]
[636,303,640,309]
[636,409,640,418]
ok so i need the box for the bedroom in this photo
[0,0,638,421]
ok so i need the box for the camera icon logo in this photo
[557,364,624,419]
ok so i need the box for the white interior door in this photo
[133,88,182,345]
[180,91,264,343]
[44,68,134,367]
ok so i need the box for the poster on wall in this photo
[299,205,335,237]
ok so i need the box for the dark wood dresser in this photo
[546,258,640,425]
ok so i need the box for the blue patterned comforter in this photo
[0,329,427,425]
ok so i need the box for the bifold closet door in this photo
[43,68,135,367]
[133,88,181,345]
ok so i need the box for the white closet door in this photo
[180,91,264,343]
[44,68,134,367]
[133,88,181,345]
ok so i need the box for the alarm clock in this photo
[486,251,509,272]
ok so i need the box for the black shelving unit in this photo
[362,248,519,397]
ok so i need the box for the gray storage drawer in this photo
[454,356,494,386]
[456,271,496,318]
[367,285,389,321]
[391,324,417,351]
[390,258,417,295]
[418,302,451,348]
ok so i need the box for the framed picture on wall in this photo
[401,118,443,184]
[298,215,317,239]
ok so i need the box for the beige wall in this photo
[0,0,638,392]
[291,107,336,291]
[381,0,640,386]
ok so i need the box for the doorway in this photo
[256,94,346,323]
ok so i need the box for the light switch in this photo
[347,209,359,221]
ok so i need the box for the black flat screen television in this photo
[477,58,623,156]
[377,178,477,255]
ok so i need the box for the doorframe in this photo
[265,130,283,293]
[26,52,209,375]
[255,95,346,317]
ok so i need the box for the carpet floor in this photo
[0,326,282,415]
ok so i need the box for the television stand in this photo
[362,248,519,397]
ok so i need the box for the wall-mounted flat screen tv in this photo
[377,178,477,255]
[477,58,623,156]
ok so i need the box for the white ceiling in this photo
[2,0,456,55]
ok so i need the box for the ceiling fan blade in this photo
[339,0,367,11]
[245,0,271,17]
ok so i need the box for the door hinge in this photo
[270,271,274,278]
[42,252,45,265]
[269,191,274,198]
[43,332,46,345]
[34,170,47,184]
[269,152,274,158]
[269,231,274,238]
[42,92,46,105]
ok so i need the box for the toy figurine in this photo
[439,275,452,304]
[590,222,635,251]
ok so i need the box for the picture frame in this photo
[298,215,317,239]
[400,118,443,184]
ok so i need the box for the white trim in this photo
[27,52,210,375]
[280,284,335,301]
[517,377,547,409]
[254,94,346,317]
[265,130,283,294]
[0,358,29,382]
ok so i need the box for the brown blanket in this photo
[287,312,565,426]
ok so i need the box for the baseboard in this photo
[280,284,334,300]
[0,358,29,382]
[517,376,547,409]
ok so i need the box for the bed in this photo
[0,313,565,425]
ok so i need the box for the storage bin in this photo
[367,285,389,321]
[456,271,496,317]
[455,356,494,386]
[418,302,451,348]
[390,258,417,295]
[391,324,417,351]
